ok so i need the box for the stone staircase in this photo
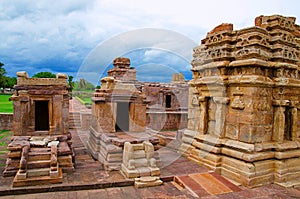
[173,172,241,197]
[13,145,63,187]
[69,112,81,129]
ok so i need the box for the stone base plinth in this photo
[180,129,300,188]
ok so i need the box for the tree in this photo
[68,75,74,92]
[0,62,7,88]
[32,71,56,78]
[3,76,17,88]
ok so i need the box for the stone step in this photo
[27,160,51,169]
[69,121,81,125]
[28,152,51,161]
[29,147,51,153]
[13,168,63,187]
[27,168,50,178]
[174,172,241,197]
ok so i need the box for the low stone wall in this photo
[0,113,13,130]
[81,112,92,131]
[146,111,188,131]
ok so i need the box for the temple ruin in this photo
[87,57,159,171]
[180,15,300,187]
[144,73,188,131]
[3,72,74,186]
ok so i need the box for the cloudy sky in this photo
[1,0,299,84]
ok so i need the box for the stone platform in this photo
[87,128,160,171]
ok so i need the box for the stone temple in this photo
[87,57,160,171]
[180,15,300,187]
[3,72,74,186]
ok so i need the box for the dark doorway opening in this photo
[35,101,49,131]
[284,107,293,141]
[115,102,130,132]
[166,95,171,108]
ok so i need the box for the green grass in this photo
[0,130,12,166]
[0,94,13,113]
[75,96,92,105]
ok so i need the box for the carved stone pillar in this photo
[214,97,230,138]
[272,100,289,142]
[199,96,208,134]
[291,102,298,140]
[272,106,285,142]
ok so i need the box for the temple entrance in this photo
[35,100,49,131]
[115,102,130,132]
[284,107,293,141]
[166,95,171,108]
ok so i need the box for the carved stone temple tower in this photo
[87,57,159,171]
[180,15,300,187]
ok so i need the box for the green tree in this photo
[3,76,17,88]
[32,71,56,78]
[0,62,7,88]
[68,75,74,92]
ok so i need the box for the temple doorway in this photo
[115,102,130,132]
[35,100,49,131]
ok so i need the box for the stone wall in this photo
[0,113,13,130]
[147,112,187,131]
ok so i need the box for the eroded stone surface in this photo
[121,141,161,179]
[181,14,300,188]
[3,72,74,186]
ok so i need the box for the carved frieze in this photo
[230,87,245,110]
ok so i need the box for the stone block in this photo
[137,167,151,177]
[134,176,163,188]
[149,167,161,176]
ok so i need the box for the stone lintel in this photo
[194,76,227,85]
[269,62,298,69]
[193,61,230,71]
[17,77,68,86]
[273,78,300,87]
[213,97,230,104]
[228,58,270,67]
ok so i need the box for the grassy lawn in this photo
[0,130,12,167]
[73,91,93,106]
[0,94,13,113]
[75,96,92,105]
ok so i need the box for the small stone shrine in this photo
[180,15,300,187]
[87,57,159,171]
[121,141,162,188]
[3,71,74,186]
[143,74,188,131]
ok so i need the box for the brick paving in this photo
[0,99,300,198]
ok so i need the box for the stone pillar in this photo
[272,106,285,142]
[12,100,21,135]
[52,95,62,134]
[214,97,229,138]
[199,96,208,134]
[291,105,298,140]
